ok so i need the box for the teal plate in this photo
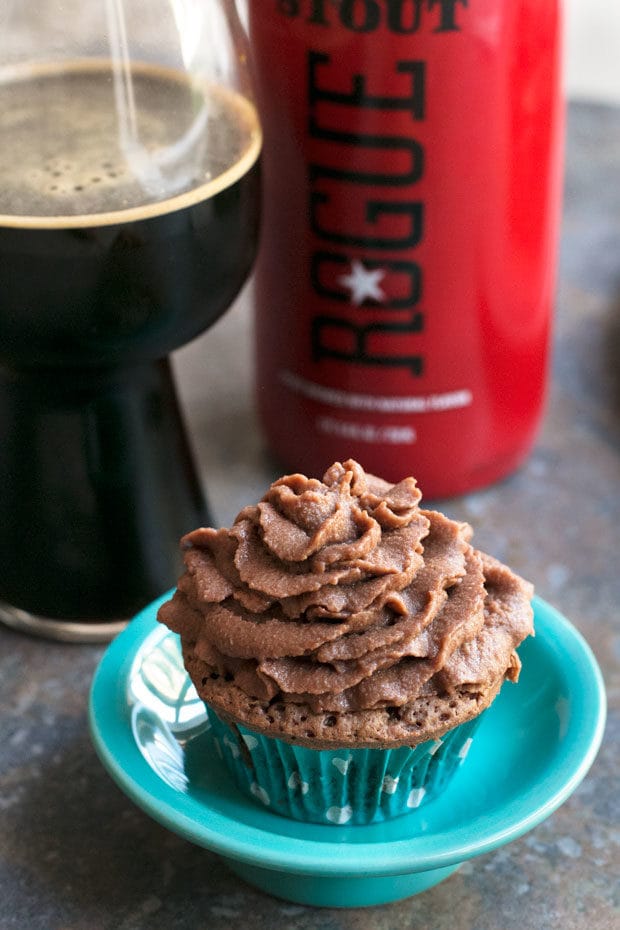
[89,596,606,908]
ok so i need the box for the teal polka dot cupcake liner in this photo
[206,711,482,825]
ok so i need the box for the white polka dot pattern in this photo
[206,709,483,825]
[326,805,353,824]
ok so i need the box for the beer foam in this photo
[0,59,261,228]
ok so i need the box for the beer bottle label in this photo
[250,0,564,496]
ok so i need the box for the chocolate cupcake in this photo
[158,460,534,824]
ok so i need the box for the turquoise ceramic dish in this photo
[89,595,606,908]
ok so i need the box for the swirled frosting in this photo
[159,460,534,748]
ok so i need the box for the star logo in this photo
[338,259,386,306]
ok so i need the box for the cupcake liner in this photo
[206,710,483,825]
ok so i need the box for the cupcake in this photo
[158,460,534,825]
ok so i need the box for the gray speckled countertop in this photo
[2,102,619,929]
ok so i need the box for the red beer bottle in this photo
[248,0,564,497]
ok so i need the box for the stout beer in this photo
[0,61,261,622]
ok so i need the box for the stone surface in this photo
[1,102,619,929]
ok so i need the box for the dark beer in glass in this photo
[0,10,261,639]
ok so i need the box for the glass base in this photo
[0,600,128,643]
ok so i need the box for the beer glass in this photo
[0,0,261,640]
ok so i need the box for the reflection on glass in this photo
[128,627,210,791]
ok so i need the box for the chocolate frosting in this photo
[159,460,534,747]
